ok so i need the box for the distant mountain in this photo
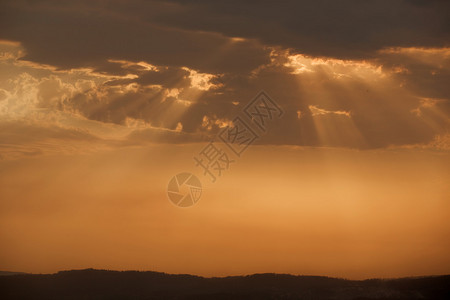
[0,269,449,299]
[0,271,27,276]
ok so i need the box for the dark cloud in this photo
[46,50,446,149]
[375,49,450,100]
[1,0,449,150]
[104,66,191,89]
[0,0,270,75]
[3,0,448,75]
[159,0,450,59]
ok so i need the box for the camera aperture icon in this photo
[167,172,202,207]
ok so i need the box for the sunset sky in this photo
[0,0,449,279]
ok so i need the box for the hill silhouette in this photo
[0,269,449,299]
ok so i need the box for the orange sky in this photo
[0,144,449,278]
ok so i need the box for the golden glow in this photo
[183,67,220,91]
[309,105,351,117]
[285,53,383,79]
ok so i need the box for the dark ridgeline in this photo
[0,269,449,299]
